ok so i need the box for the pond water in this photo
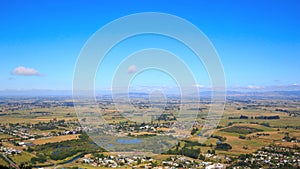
[117,138,142,144]
[53,146,70,154]
[59,154,84,164]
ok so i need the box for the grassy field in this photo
[220,126,263,134]
[0,97,299,168]
[207,123,299,155]
[218,105,300,127]
[0,133,12,139]
[10,151,34,166]
[29,134,80,145]
[0,107,77,124]
[0,157,9,167]
[0,116,76,124]
[177,119,300,157]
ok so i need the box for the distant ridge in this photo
[0,89,72,96]
[1,89,300,98]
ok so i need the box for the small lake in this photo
[117,138,142,144]
[59,154,84,164]
[53,146,70,154]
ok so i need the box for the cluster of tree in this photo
[165,140,203,159]
[57,119,67,127]
[227,122,236,126]
[19,163,32,169]
[31,155,47,164]
[283,133,299,142]
[0,165,9,169]
[216,125,224,129]
[229,115,280,120]
[211,135,227,142]
[256,133,270,136]
[50,148,83,161]
[181,147,201,159]
[240,115,249,119]
[184,140,206,147]
[207,149,216,154]
[228,115,249,119]
[187,107,207,111]
[216,143,232,151]
[255,115,280,120]
[166,146,201,159]
[222,126,263,135]
[239,135,246,139]
[190,127,198,135]
[275,108,288,113]
[228,116,239,119]
[157,113,176,121]
[30,111,52,116]
[32,122,56,130]
[32,133,103,162]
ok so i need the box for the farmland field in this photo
[0,94,299,168]
[29,134,80,145]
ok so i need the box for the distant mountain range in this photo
[0,90,73,96]
[1,89,300,98]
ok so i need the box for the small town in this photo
[1,0,300,168]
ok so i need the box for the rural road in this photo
[0,152,20,169]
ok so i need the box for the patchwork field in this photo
[29,134,80,145]
[0,95,299,168]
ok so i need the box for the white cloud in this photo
[127,65,137,74]
[246,85,261,89]
[193,84,205,88]
[12,66,41,76]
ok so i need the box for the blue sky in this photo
[0,0,299,91]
